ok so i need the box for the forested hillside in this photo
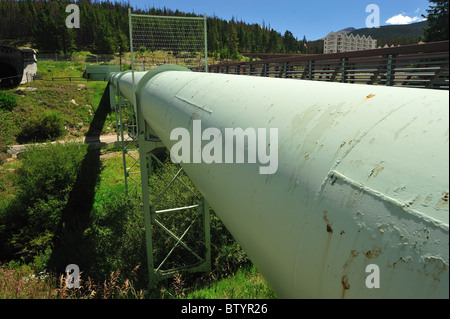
[0,0,312,58]
[349,21,428,47]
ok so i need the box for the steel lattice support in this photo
[110,82,211,288]
[111,89,141,195]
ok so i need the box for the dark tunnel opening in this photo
[0,62,22,90]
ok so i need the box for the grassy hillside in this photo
[0,61,114,146]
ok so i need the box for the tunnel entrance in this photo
[0,62,22,90]
[0,45,24,90]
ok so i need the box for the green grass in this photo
[92,152,128,213]
[0,161,18,210]
[36,61,85,79]
[182,265,277,299]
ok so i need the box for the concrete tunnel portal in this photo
[0,45,25,90]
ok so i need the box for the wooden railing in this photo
[199,40,449,90]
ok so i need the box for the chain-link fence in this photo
[129,12,208,72]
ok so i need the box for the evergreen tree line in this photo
[0,0,447,57]
[0,0,311,57]
[0,0,130,55]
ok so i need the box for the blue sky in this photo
[127,0,431,40]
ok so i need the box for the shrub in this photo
[84,192,146,284]
[17,142,87,210]
[18,110,66,143]
[0,92,17,111]
[0,142,88,261]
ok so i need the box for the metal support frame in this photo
[111,80,211,289]
[137,130,211,286]
[109,9,212,289]
[203,13,208,73]
[111,88,140,195]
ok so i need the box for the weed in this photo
[0,261,144,299]
[172,272,185,298]
[17,110,66,143]
[0,261,53,298]
[0,92,17,111]
[53,266,144,299]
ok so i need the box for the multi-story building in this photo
[323,32,377,54]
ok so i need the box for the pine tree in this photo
[251,24,263,53]
[283,30,297,53]
[57,1,76,55]
[32,3,60,52]
[93,20,116,54]
[207,19,220,53]
[227,23,239,60]
[423,0,449,42]
[267,30,280,53]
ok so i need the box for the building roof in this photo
[325,31,376,41]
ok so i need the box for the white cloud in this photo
[385,13,426,25]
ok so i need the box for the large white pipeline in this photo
[110,66,449,298]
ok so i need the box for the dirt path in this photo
[7,134,135,157]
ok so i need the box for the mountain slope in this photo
[349,21,428,39]
[337,27,356,35]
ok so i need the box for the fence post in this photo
[308,60,314,80]
[341,58,347,83]
[386,54,393,86]
[282,62,288,78]
[262,63,268,77]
